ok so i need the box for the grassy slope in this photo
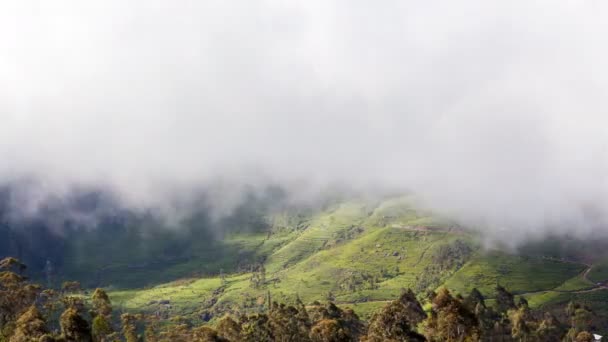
[443,253,585,297]
[588,259,608,283]
[105,197,603,325]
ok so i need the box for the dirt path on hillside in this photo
[582,265,594,283]
[497,259,608,299]
[344,259,608,309]
[577,264,608,292]
[540,257,608,292]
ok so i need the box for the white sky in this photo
[1,0,608,241]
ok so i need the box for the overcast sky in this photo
[1,1,608,241]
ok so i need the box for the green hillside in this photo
[100,197,608,335]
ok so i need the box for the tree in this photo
[38,335,56,342]
[240,313,273,342]
[535,312,564,341]
[463,288,485,312]
[0,258,41,341]
[155,322,224,342]
[61,296,86,313]
[339,308,365,340]
[157,323,191,342]
[565,302,595,341]
[472,302,504,340]
[426,288,479,342]
[91,288,113,342]
[121,313,141,342]
[365,289,426,342]
[9,306,48,342]
[268,302,310,342]
[191,326,228,342]
[60,307,92,342]
[310,319,349,342]
[463,288,506,339]
[91,289,112,317]
[144,316,160,342]
[61,282,82,295]
[308,302,364,342]
[216,315,242,341]
[571,308,593,332]
[0,258,26,275]
[575,331,594,342]
[91,315,113,342]
[295,296,312,338]
[509,305,533,342]
[494,285,516,315]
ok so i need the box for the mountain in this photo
[2,192,608,335]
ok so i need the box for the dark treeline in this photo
[0,257,600,342]
[0,184,302,288]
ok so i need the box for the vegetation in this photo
[587,260,608,284]
[3,196,608,340]
[1,256,603,341]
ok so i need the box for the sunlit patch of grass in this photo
[443,253,585,297]
[554,275,595,291]
[588,260,608,283]
[104,197,602,328]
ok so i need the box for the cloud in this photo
[1,0,608,242]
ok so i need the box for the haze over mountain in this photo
[2,1,608,243]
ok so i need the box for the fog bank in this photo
[2,1,608,242]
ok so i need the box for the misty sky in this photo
[1,1,608,241]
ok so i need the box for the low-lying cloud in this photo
[1,0,608,243]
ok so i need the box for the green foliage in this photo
[508,304,535,341]
[565,302,596,340]
[575,331,594,342]
[91,289,112,317]
[61,282,81,294]
[308,303,364,341]
[444,253,586,297]
[6,197,608,338]
[587,259,608,283]
[0,255,606,341]
[425,288,480,341]
[94,198,608,339]
[60,307,91,342]
[0,258,41,341]
[554,275,596,292]
[216,315,241,341]
[536,312,565,341]
[364,289,426,342]
[120,313,140,342]
[268,302,311,342]
[0,259,26,275]
[494,285,516,315]
[91,315,112,342]
[310,319,350,342]
[9,306,48,342]
[240,313,273,342]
